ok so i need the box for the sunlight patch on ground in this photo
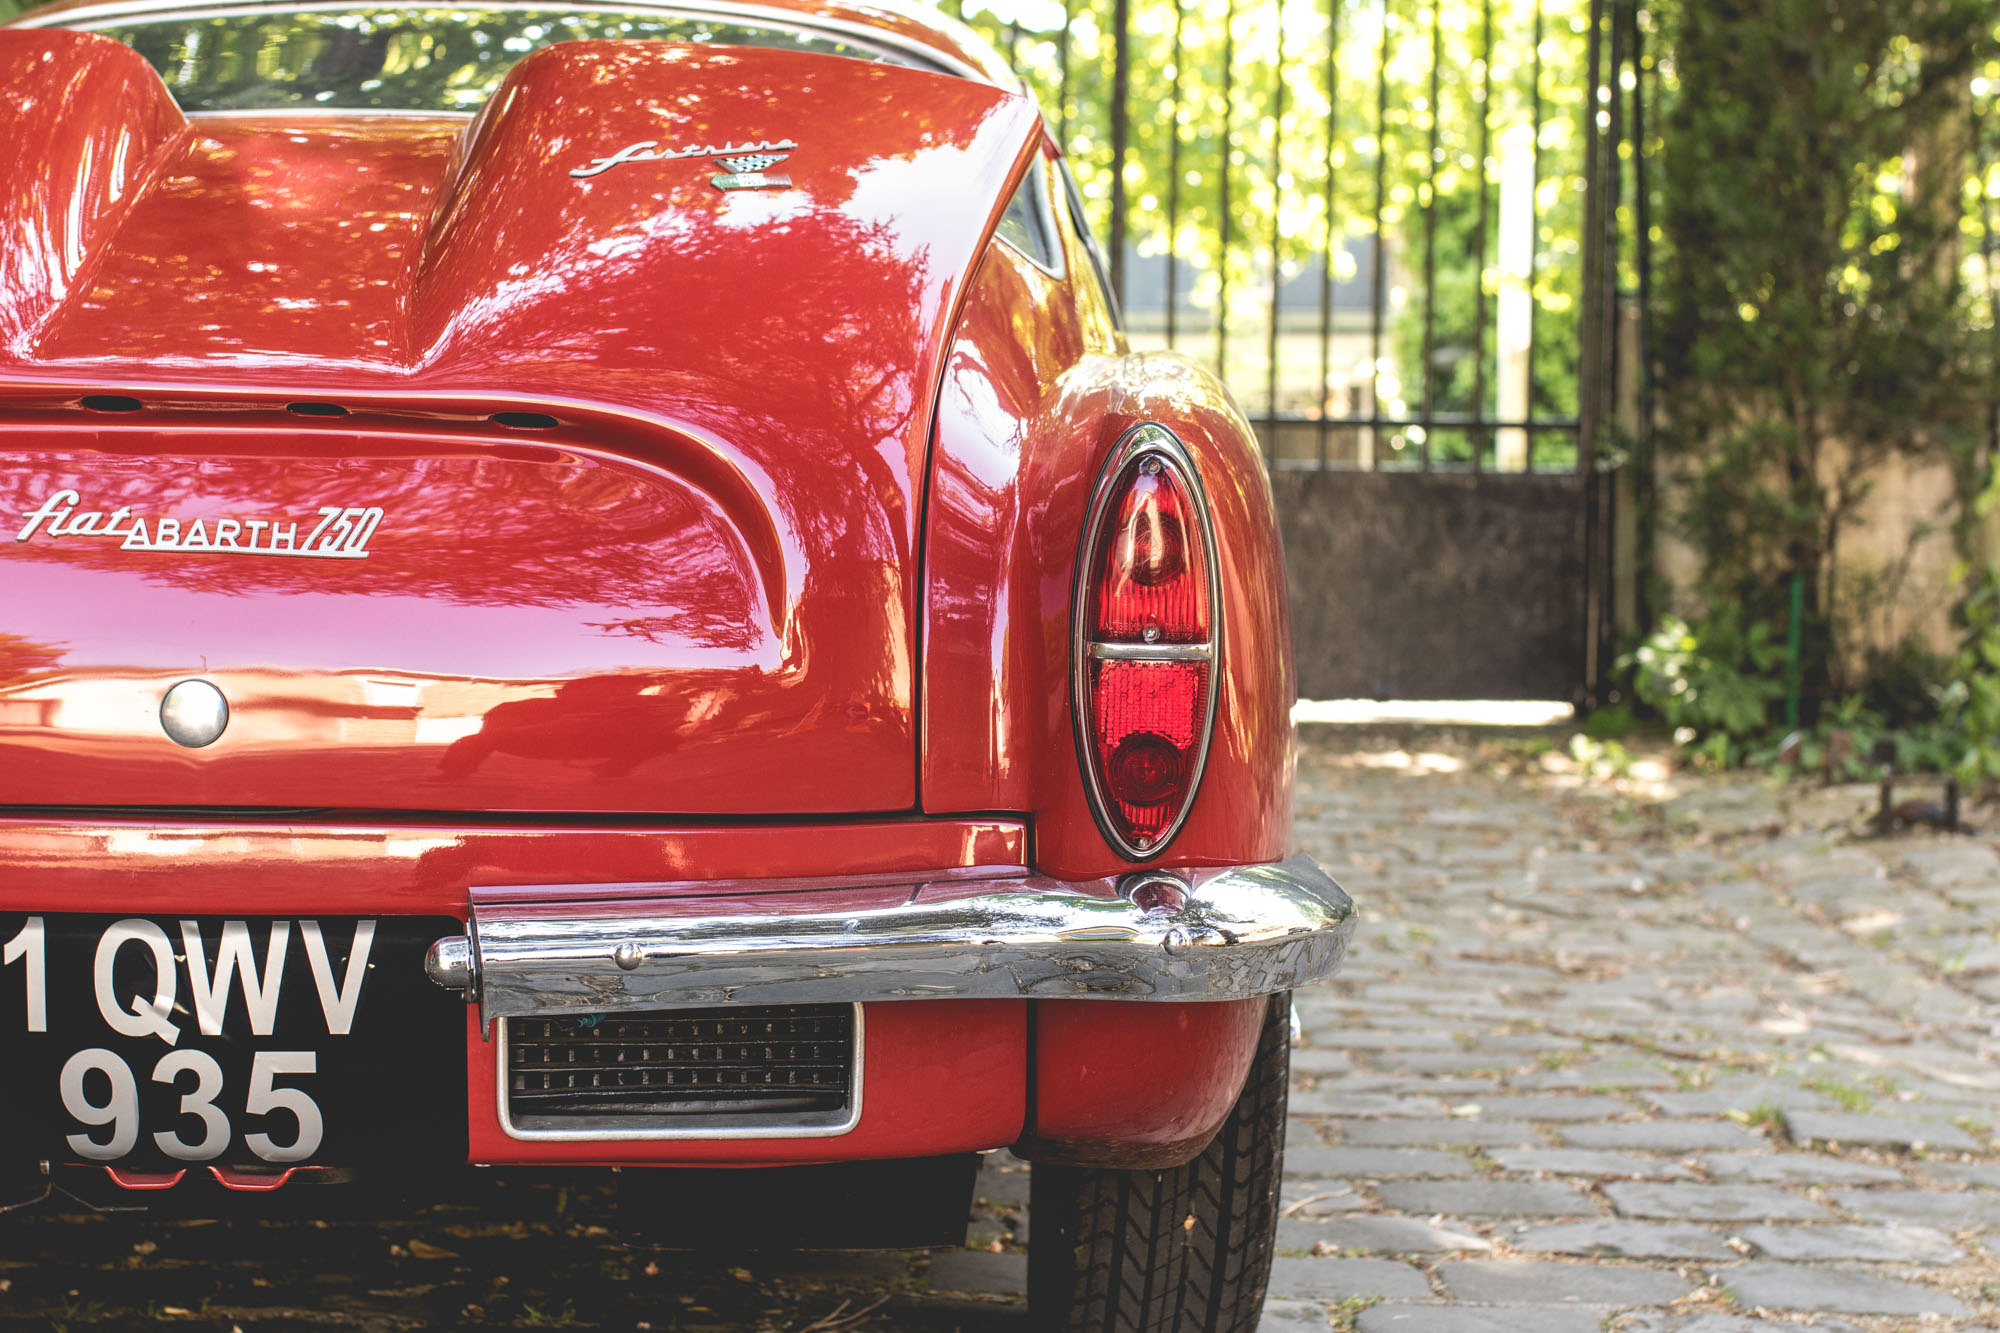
[1292,699,1575,728]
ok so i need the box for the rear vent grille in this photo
[503,1005,858,1133]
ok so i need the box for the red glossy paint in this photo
[0,816,1025,917]
[1021,997,1267,1168]
[0,31,187,356]
[467,1000,1026,1165]
[0,35,1042,816]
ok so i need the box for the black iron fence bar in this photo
[1217,0,1237,380]
[1109,0,1132,307]
[1469,0,1495,471]
[1418,0,1443,471]
[1576,0,1606,476]
[1629,0,1655,635]
[1264,0,1286,462]
[1368,0,1392,464]
[1316,0,1338,469]
[1165,0,1185,347]
[1057,0,1073,148]
[1980,94,2000,465]
[1526,0,1543,469]
[1605,0,1625,423]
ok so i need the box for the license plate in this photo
[0,913,465,1172]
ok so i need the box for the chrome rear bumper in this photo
[428,854,1352,1027]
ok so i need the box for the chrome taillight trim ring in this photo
[1088,641,1215,662]
[1069,421,1224,862]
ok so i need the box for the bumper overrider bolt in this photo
[425,937,475,993]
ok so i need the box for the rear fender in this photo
[922,258,1295,879]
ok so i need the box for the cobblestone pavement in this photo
[2,728,1996,1330]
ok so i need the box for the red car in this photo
[0,0,1352,1324]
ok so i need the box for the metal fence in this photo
[953,0,1652,698]
[955,0,1647,474]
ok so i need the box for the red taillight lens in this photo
[1074,428,1219,859]
[1093,465,1210,642]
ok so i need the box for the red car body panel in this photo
[921,240,1298,883]
[0,816,1027,917]
[0,9,1306,1180]
[1026,997,1266,1167]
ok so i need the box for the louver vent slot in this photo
[504,1005,857,1127]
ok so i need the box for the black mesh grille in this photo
[506,1005,855,1120]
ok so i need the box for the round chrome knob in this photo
[160,679,229,748]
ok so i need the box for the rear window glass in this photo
[82,7,904,112]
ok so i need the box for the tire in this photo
[1028,992,1290,1333]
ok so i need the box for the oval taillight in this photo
[1072,424,1221,860]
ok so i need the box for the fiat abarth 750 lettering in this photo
[0,0,1354,1324]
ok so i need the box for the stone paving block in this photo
[1377,1051,1522,1075]
[926,1249,1026,1294]
[1718,1261,1968,1316]
[1437,1258,1694,1306]
[1613,1317,1862,1333]
[1278,1214,1492,1255]
[1341,1119,1543,1148]
[1305,1029,1457,1049]
[1375,1178,1592,1218]
[1917,1159,2000,1187]
[1603,1182,1831,1221]
[1734,1221,1962,1264]
[1357,1306,1604,1333]
[1510,1060,1678,1090]
[1341,1074,1500,1097]
[1646,1083,1834,1117]
[1510,1219,1737,1260]
[1285,1147,1475,1179]
[1257,1300,1333,1332]
[1292,1047,1356,1076]
[1264,1256,1433,1301]
[1563,1121,1766,1152]
[1287,1121,1328,1155]
[1280,1180,1368,1216]
[1784,1110,1982,1152]
[1696,1153,1905,1187]
[1488,1148,1694,1179]
[971,1167,1029,1208]
[1287,1091,1451,1117]
[1458,1094,1635,1122]
[1827,1186,2000,1227]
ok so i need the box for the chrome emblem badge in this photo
[160,679,229,748]
[570,138,797,191]
[16,490,383,560]
[710,152,792,192]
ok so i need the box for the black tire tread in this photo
[1029,993,1290,1333]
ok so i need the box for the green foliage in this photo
[1654,0,1997,702]
[1580,703,1634,742]
[1939,566,2000,786]
[959,0,1596,422]
[1625,613,1788,764]
[1753,693,1959,780]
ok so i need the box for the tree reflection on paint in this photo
[99,8,899,114]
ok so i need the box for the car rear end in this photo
[0,5,1352,1322]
